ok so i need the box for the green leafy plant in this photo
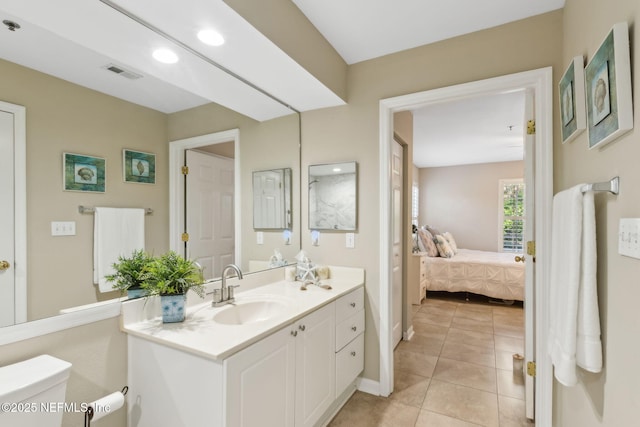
[142,251,205,298]
[105,249,153,295]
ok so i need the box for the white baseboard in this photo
[356,377,381,396]
[403,326,415,341]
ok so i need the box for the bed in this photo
[423,248,525,301]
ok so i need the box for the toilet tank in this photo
[0,355,72,427]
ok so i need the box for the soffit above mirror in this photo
[0,0,345,120]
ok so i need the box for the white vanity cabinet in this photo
[334,287,365,396]
[226,303,335,427]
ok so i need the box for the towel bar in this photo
[78,205,154,215]
[581,176,619,195]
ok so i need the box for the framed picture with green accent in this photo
[63,152,106,193]
[123,149,156,184]
[585,22,633,150]
[559,56,586,144]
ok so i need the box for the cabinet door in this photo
[225,326,296,427]
[294,303,336,427]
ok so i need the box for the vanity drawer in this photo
[335,310,365,351]
[335,287,364,324]
[336,333,364,396]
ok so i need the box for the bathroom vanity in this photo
[121,267,365,427]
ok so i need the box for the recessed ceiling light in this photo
[152,48,179,64]
[197,29,225,46]
[333,167,342,172]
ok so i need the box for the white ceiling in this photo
[0,0,560,160]
[411,91,526,168]
[293,0,565,65]
[0,0,345,120]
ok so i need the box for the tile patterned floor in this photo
[328,295,535,427]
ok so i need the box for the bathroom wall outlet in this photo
[51,221,76,236]
[256,231,264,245]
[619,218,640,259]
[346,233,355,248]
[311,230,320,246]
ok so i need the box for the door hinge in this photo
[527,361,536,377]
[181,166,189,175]
[527,120,536,135]
[181,232,189,242]
[527,241,535,256]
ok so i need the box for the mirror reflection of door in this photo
[253,169,291,229]
[0,109,15,326]
[185,147,235,280]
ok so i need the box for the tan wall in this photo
[0,59,169,321]
[0,318,127,427]
[554,1,640,425]
[419,161,525,251]
[300,11,563,381]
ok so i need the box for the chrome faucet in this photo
[212,264,243,307]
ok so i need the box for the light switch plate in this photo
[346,233,355,248]
[51,221,76,236]
[618,218,640,259]
[256,231,264,245]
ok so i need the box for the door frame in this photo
[1,100,27,324]
[378,68,553,424]
[169,129,240,263]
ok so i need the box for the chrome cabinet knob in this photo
[351,326,357,332]
[291,330,298,337]
[299,325,306,331]
[350,302,356,308]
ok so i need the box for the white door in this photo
[391,140,404,348]
[523,89,536,419]
[253,169,285,228]
[185,150,235,280]
[0,110,15,327]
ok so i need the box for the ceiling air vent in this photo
[101,63,143,80]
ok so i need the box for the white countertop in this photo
[121,267,364,362]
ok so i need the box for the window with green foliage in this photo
[499,179,525,253]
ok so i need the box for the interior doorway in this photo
[0,100,26,326]
[379,68,554,425]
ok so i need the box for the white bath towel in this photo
[548,186,602,386]
[93,207,145,293]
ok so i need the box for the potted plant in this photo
[142,251,205,323]
[105,249,153,299]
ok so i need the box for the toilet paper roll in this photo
[87,391,125,421]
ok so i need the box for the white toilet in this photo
[0,354,72,427]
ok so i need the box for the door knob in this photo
[514,255,525,263]
[0,260,10,271]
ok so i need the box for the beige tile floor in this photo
[328,295,535,427]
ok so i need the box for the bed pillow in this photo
[443,231,459,254]
[415,233,426,253]
[434,234,455,258]
[425,225,442,237]
[417,228,439,257]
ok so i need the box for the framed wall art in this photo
[123,149,156,184]
[585,22,633,150]
[559,56,586,143]
[63,152,106,193]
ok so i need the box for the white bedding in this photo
[424,248,525,301]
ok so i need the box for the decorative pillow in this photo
[425,225,442,237]
[415,233,426,253]
[443,231,459,254]
[434,234,455,258]
[418,228,439,257]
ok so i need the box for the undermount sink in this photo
[213,299,289,325]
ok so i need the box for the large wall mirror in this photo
[309,162,357,231]
[0,30,301,329]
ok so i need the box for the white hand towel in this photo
[548,186,602,386]
[93,207,145,293]
[576,191,602,373]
